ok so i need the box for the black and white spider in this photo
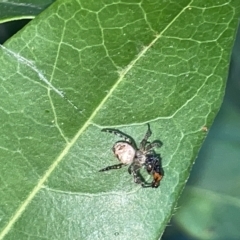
[99,124,164,188]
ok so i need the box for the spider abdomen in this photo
[113,142,136,164]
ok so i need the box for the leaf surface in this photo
[0,0,238,239]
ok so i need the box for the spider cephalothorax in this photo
[99,124,164,188]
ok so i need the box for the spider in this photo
[99,124,164,188]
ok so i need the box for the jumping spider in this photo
[99,124,164,188]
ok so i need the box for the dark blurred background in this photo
[0,20,30,44]
[1,20,239,240]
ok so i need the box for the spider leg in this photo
[128,163,145,186]
[141,171,163,188]
[145,140,162,152]
[99,163,125,172]
[101,128,134,145]
[140,123,152,150]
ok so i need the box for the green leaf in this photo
[0,0,54,23]
[0,0,238,239]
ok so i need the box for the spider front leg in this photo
[99,163,125,172]
[128,163,145,186]
[139,123,152,150]
[145,140,162,152]
[101,128,135,146]
[140,171,163,188]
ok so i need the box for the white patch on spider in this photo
[113,142,136,164]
